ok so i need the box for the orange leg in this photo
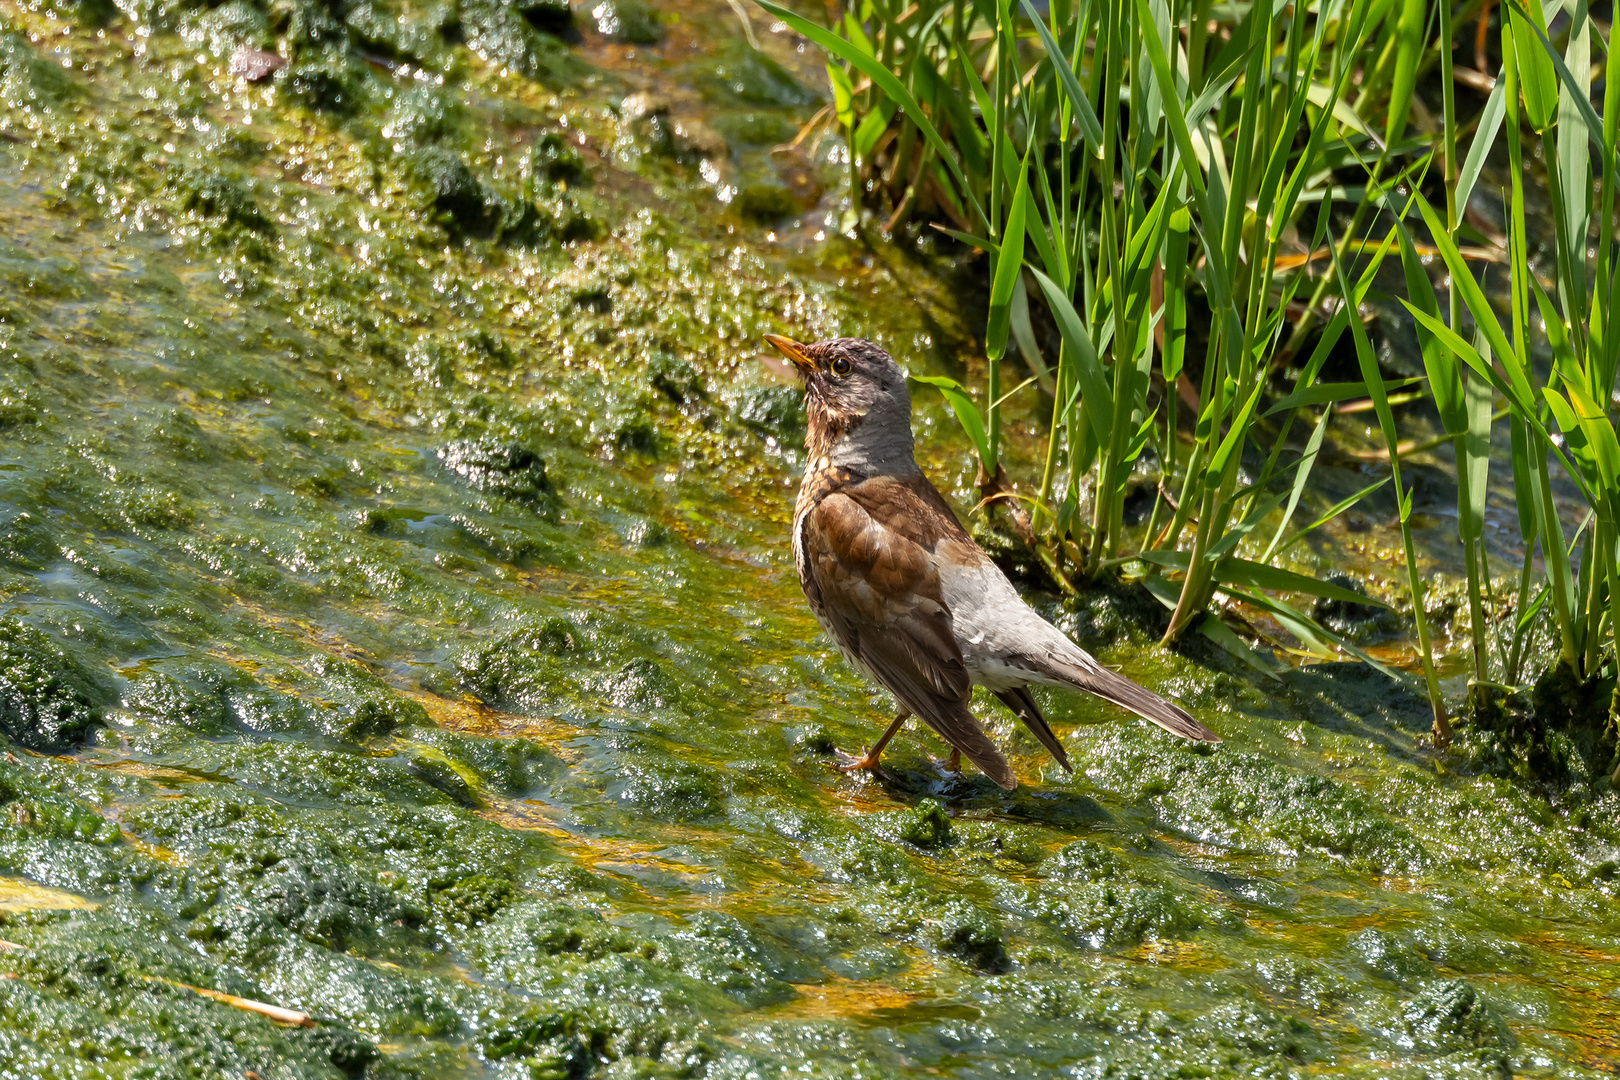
[836,709,909,773]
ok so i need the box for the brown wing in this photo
[804,491,1015,789]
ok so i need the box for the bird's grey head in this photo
[763,334,917,476]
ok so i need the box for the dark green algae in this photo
[0,2,1616,1078]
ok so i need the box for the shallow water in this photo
[0,2,1618,1078]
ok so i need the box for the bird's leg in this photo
[835,709,909,773]
[932,747,962,779]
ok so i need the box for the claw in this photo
[834,747,884,773]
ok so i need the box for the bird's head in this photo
[762,335,917,474]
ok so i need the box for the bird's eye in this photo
[830,357,853,376]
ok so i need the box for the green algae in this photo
[0,1,1614,1078]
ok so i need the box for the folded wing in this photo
[803,492,1016,789]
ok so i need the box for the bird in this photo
[762,333,1219,791]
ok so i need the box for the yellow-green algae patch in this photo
[0,0,1616,1078]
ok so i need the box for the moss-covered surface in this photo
[0,1,1617,1077]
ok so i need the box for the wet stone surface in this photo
[0,1,1617,1078]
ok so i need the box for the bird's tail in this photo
[994,687,1072,771]
[1047,656,1220,742]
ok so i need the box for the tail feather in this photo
[1051,658,1220,743]
[994,687,1072,771]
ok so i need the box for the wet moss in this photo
[184,0,272,53]
[1313,572,1406,642]
[607,753,724,821]
[733,181,800,224]
[175,167,273,232]
[0,30,79,112]
[0,903,392,1079]
[697,41,817,108]
[436,436,558,508]
[532,129,589,184]
[932,899,1006,970]
[459,0,588,84]
[582,0,660,44]
[277,55,368,114]
[0,616,111,750]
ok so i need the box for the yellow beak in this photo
[763,334,817,375]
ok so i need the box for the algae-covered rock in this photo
[0,903,387,1079]
[174,167,272,232]
[710,111,797,145]
[515,0,573,32]
[276,56,366,114]
[430,870,515,927]
[344,0,458,64]
[0,31,79,113]
[0,616,110,751]
[660,911,803,1006]
[1403,979,1513,1055]
[473,900,644,972]
[862,800,952,849]
[932,899,1006,970]
[40,0,119,26]
[460,0,588,84]
[0,512,56,571]
[436,437,556,507]
[1313,572,1404,642]
[733,181,800,224]
[122,669,232,736]
[698,41,817,107]
[581,0,662,44]
[408,145,495,234]
[384,84,461,146]
[1352,927,1435,987]
[183,0,273,54]
[532,130,590,184]
[607,754,724,821]
[735,382,806,442]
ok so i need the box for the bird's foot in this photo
[833,747,884,774]
[931,749,963,779]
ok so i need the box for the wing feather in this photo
[806,492,1015,789]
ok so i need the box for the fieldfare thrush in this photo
[764,334,1219,790]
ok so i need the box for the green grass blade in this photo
[1456,76,1506,215]
[1507,0,1561,131]
[1260,407,1333,563]
[752,0,989,233]
[1461,368,1493,544]
[1510,0,1606,147]
[987,156,1031,361]
[1274,478,1391,558]
[1205,490,1291,562]
[1135,550,1392,609]
[1138,572,1285,678]
[1219,557,1394,609]
[1556,0,1593,296]
[1262,377,1425,417]
[1384,0,1424,145]
[911,375,991,466]
[1204,380,1266,491]
[1018,0,1103,151]
[1030,266,1114,447]
[1220,585,1413,683]
[1390,213,1465,430]
[1412,196,1534,405]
